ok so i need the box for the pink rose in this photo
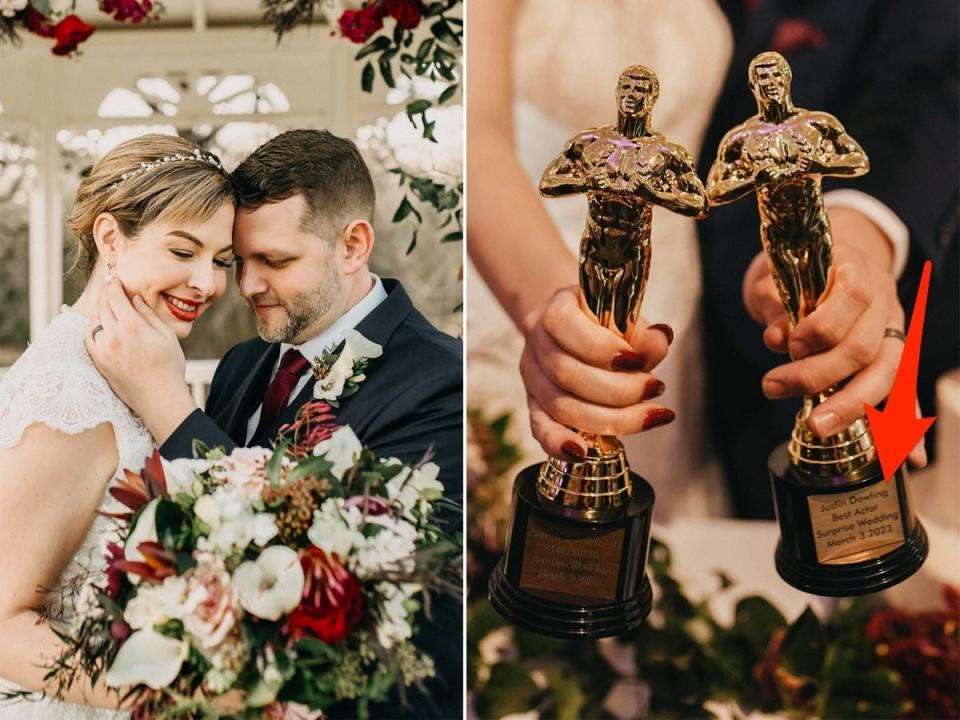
[212,447,273,498]
[183,553,238,651]
[263,701,325,719]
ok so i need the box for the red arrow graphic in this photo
[865,260,937,481]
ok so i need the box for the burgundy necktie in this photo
[251,348,311,445]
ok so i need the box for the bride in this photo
[0,134,235,717]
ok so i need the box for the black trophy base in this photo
[488,463,654,639]
[489,560,652,638]
[770,443,928,597]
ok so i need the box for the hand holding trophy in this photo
[489,65,707,637]
[706,52,927,595]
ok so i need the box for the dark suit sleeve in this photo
[825,0,959,266]
[365,365,463,505]
[159,346,239,460]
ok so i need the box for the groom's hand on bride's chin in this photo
[84,280,197,445]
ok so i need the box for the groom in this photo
[88,129,462,718]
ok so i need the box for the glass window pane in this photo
[0,130,34,367]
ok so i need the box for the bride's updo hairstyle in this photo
[67,134,233,278]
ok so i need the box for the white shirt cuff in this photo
[824,189,909,279]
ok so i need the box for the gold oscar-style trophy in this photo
[489,66,708,637]
[706,52,927,595]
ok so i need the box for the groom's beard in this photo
[250,266,341,344]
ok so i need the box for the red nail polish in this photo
[649,323,674,345]
[642,408,675,430]
[612,351,646,370]
[642,378,665,400]
[560,440,586,462]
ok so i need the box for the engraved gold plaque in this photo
[807,484,905,564]
[519,517,624,603]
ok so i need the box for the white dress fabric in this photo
[467,0,735,520]
[0,308,153,719]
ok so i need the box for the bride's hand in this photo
[84,280,197,443]
[520,285,675,459]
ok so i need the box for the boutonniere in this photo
[312,329,383,407]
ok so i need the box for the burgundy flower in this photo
[51,14,95,56]
[105,542,126,599]
[284,547,363,644]
[99,0,157,24]
[769,19,827,56]
[338,5,384,44]
[279,401,339,460]
[111,541,177,584]
[22,6,55,38]
[108,450,169,513]
[866,586,960,719]
[384,0,423,30]
[344,495,392,516]
[110,618,132,642]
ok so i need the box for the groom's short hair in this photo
[231,129,376,239]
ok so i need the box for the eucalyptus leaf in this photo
[780,607,826,678]
[355,35,391,60]
[361,61,375,93]
[474,663,544,720]
[731,596,787,655]
[430,18,461,46]
[438,83,458,104]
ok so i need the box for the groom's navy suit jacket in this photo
[698,0,958,518]
[160,278,463,718]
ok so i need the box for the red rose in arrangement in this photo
[22,6,55,38]
[338,5,384,44]
[51,14,95,56]
[285,547,363,644]
[384,0,423,30]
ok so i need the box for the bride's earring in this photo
[105,258,115,283]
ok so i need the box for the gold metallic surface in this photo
[706,52,877,481]
[538,65,707,511]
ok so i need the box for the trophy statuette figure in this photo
[489,65,707,637]
[706,52,927,595]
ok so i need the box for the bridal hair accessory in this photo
[111,148,226,189]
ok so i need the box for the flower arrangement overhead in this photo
[4,401,462,719]
[466,410,960,720]
[263,0,463,257]
[0,0,162,56]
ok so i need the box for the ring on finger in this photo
[883,327,906,342]
[92,324,104,340]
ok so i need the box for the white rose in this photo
[106,626,188,690]
[194,494,221,527]
[123,576,189,630]
[233,546,305,621]
[312,426,363,479]
[162,458,213,498]
[351,515,418,579]
[307,498,365,560]
[387,461,443,519]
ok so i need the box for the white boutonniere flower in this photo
[312,329,383,406]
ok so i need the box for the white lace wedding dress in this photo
[0,307,154,719]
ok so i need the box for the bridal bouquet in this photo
[48,401,461,719]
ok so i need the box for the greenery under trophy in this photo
[706,52,927,595]
[489,65,708,637]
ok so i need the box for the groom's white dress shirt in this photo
[244,274,388,444]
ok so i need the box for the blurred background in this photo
[0,0,462,397]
